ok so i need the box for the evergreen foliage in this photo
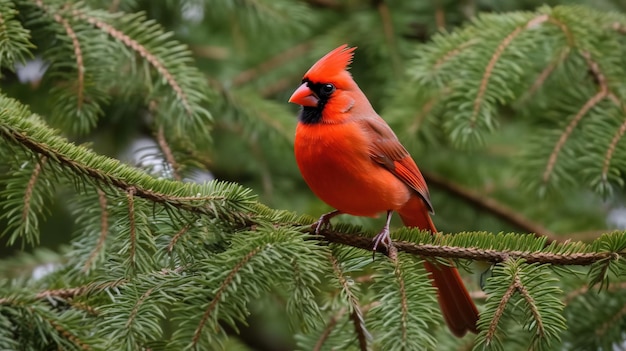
[0,1,625,350]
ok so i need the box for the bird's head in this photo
[289,45,364,124]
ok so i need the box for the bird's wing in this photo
[362,117,434,213]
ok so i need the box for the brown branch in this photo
[486,265,546,344]
[22,156,47,223]
[472,15,550,128]
[82,188,109,272]
[423,170,557,242]
[393,256,409,344]
[108,0,121,13]
[127,187,136,267]
[376,0,401,79]
[318,229,618,266]
[486,279,516,344]
[543,90,606,184]
[329,252,368,351]
[596,302,626,338]
[48,317,91,350]
[407,88,451,135]
[542,49,616,185]
[68,300,99,316]
[168,224,191,252]
[156,126,181,181]
[52,13,84,109]
[314,307,347,351]
[518,14,575,103]
[514,274,544,338]
[433,39,477,70]
[192,247,262,347]
[69,8,192,115]
[232,42,311,86]
[612,22,626,34]
[313,302,379,351]
[519,47,570,104]
[564,281,626,304]
[434,0,445,30]
[259,75,300,97]
[602,104,626,183]
[125,287,155,328]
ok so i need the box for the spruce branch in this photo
[595,301,626,339]
[613,22,626,34]
[601,103,626,184]
[126,187,137,268]
[542,90,607,185]
[432,39,478,71]
[155,126,181,181]
[51,12,85,110]
[167,223,191,253]
[232,42,312,87]
[477,260,566,350]
[317,228,619,266]
[22,155,47,230]
[484,276,515,345]
[536,49,619,189]
[329,251,369,351]
[125,286,156,329]
[0,0,34,69]
[376,0,401,79]
[46,317,91,351]
[564,281,626,304]
[312,302,379,351]
[191,246,262,348]
[392,256,410,345]
[82,188,109,273]
[313,306,347,351]
[67,8,192,115]
[518,47,570,103]
[368,254,437,349]
[472,15,548,128]
[0,106,252,220]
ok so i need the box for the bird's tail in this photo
[398,196,479,337]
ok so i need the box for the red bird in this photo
[289,45,479,337]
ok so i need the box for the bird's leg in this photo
[312,210,342,233]
[372,210,394,257]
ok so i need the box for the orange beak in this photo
[289,83,319,107]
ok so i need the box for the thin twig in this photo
[192,247,261,347]
[486,279,516,344]
[232,42,311,86]
[329,252,368,351]
[127,187,136,267]
[23,156,47,223]
[156,125,181,181]
[82,188,109,272]
[376,0,401,79]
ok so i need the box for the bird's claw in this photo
[372,227,393,260]
[312,218,330,234]
[311,210,341,234]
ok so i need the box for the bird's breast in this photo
[294,121,410,216]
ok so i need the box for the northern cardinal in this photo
[289,45,479,336]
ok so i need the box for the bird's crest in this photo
[304,44,355,82]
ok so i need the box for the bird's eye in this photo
[320,83,335,96]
